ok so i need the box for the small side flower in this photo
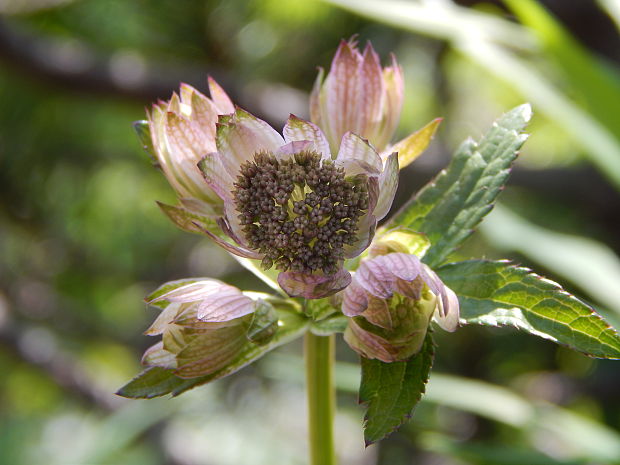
[342,252,459,362]
[141,279,271,378]
[144,78,234,218]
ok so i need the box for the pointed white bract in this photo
[343,252,460,362]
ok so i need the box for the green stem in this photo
[304,331,336,465]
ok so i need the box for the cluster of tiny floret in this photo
[232,150,369,274]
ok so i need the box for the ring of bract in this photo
[232,150,369,275]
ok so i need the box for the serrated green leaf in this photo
[360,334,435,445]
[480,204,620,318]
[438,260,620,359]
[117,307,309,398]
[389,104,531,268]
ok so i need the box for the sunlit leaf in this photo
[320,0,534,50]
[458,39,620,189]
[598,0,620,30]
[389,104,531,268]
[438,260,620,359]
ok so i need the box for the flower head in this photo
[310,39,404,154]
[196,109,399,299]
[342,253,459,362]
[146,78,234,213]
[141,279,275,378]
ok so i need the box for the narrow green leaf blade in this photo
[505,0,620,135]
[360,334,435,445]
[438,260,620,359]
[117,307,309,398]
[390,104,531,268]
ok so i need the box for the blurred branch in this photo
[0,324,191,465]
[0,19,279,123]
[0,324,117,411]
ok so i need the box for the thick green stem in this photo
[304,331,336,465]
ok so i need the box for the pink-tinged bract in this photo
[146,78,234,215]
[310,39,404,154]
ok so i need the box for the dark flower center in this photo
[232,150,369,275]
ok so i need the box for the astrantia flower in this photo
[146,78,234,215]
[342,252,459,362]
[310,39,404,154]
[196,109,399,299]
[141,279,274,378]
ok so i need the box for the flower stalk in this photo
[305,330,336,465]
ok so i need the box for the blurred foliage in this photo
[0,0,619,464]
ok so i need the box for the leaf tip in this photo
[115,385,135,399]
[519,103,533,122]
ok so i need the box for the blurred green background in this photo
[1,0,619,464]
